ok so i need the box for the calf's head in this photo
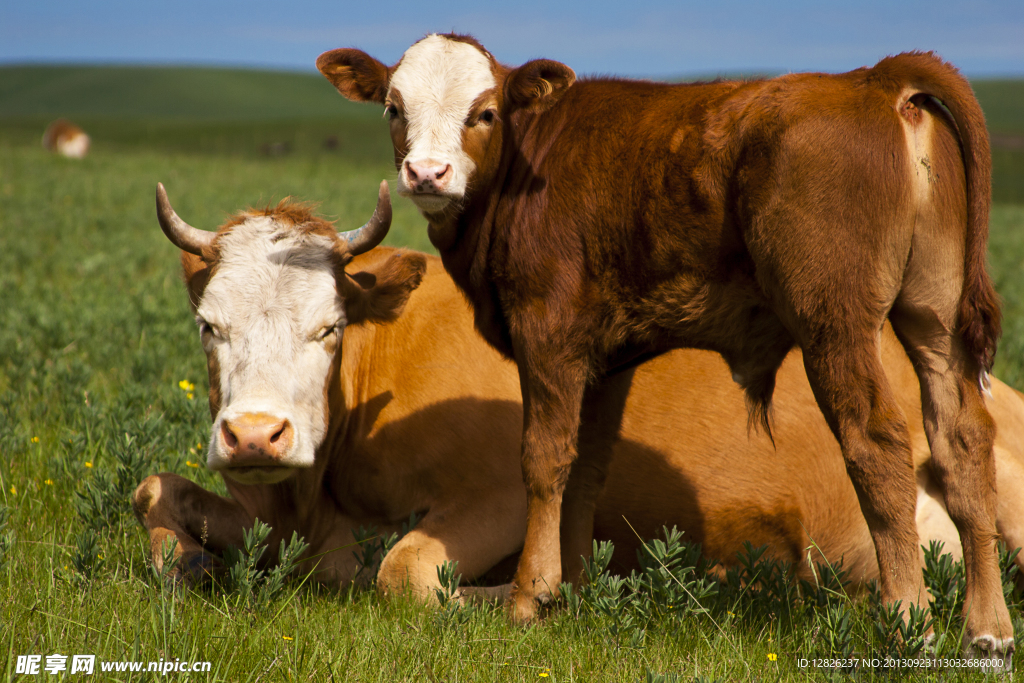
[157,181,425,484]
[317,34,575,218]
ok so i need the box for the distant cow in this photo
[134,189,1024,613]
[317,36,1011,659]
[42,119,90,159]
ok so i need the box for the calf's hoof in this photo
[965,635,1014,674]
[508,586,553,624]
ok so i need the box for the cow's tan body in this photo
[135,247,1024,600]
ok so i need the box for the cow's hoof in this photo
[181,552,222,586]
[965,635,1014,674]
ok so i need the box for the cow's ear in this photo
[317,49,391,104]
[344,252,427,324]
[181,251,210,312]
[505,59,576,113]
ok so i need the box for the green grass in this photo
[2,67,1024,681]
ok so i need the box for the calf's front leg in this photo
[510,340,589,622]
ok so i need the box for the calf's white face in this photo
[196,219,343,484]
[317,34,576,221]
[387,35,496,213]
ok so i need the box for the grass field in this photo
[2,66,1024,682]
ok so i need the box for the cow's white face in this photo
[158,181,422,486]
[197,218,344,484]
[387,35,497,214]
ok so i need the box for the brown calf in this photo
[318,36,1010,659]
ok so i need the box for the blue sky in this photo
[2,0,1022,78]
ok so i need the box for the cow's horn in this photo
[156,183,215,255]
[339,180,392,256]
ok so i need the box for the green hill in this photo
[0,64,371,121]
[0,64,1020,201]
[2,64,1020,128]
[0,65,390,163]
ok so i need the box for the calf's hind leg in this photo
[891,298,1013,662]
[799,329,928,621]
[560,367,637,586]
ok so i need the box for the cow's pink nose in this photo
[221,413,293,465]
[405,160,451,193]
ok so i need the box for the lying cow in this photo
[317,37,1010,658]
[133,185,1024,608]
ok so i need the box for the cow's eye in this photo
[198,320,222,340]
[384,104,400,121]
[479,109,496,125]
[317,325,338,341]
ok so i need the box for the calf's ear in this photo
[317,49,391,104]
[505,59,576,114]
[344,252,427,324]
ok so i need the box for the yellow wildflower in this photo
[187,393,194,400]
[44,479,53,486]
[31,436,40,443]
[767,653,777,662]
[539,670,550,678]
[282,636,293,641]
[179,380,195,392]
[9,485,15,495]
[84,462,93,468]
[186,461,199,469]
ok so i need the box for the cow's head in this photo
[317,34,575,218]
[157,182,426,484]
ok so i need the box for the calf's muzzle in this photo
[404,159,451,194]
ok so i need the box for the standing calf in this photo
[318,36,1010,660]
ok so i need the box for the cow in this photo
[42,119,90,159]
[134,186,1024,618]
[316,36,1011,660]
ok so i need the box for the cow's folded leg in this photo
[132,472,249,586]
[994,439,1024,592]
[983,383,1024,596]
[375,491,526,605]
